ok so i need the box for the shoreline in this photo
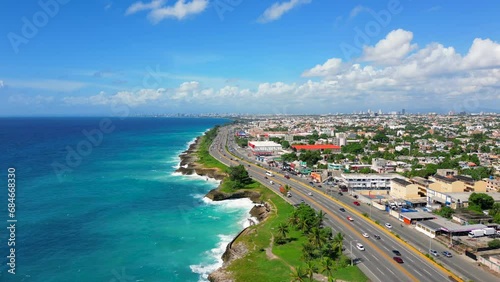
[174,129,270,282]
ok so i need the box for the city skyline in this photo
[1,0,500,116]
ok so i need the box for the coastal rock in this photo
[249,204,270,221]
[205,188,261,202]
[208,242,248,282]
[174,136,226,180]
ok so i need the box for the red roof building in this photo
[292,144,341,152]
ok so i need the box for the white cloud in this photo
[349,5,370,19]
[302,58,343,77]
[0,80,4,88]
[125,0,165,15]
[257,0,311,23]
[4,79,86,92]
[8,95,54,105]
[362,29,418,65]
[125,0,208,23]
[60,29,500,113]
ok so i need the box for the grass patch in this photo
[332,265,370,281]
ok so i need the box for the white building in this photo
[341,173,404,191]
[248,141,282,156]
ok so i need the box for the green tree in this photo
[304,260,318,282]
[372,132,389,143]
[359,167,372,174]
[469,193,495,211]
[290,266,307,282]
[309,227,327,248]
[277,223,289,239]
[488,239,500,249]
[332,232,344,256]
[281,140,290,149]
[228,165,252,189]
[434,206,455,219]
[341,143,364,154]
[320,257,334,278]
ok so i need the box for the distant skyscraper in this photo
[402,109,406,115]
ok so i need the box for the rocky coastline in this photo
[175,132,271,282]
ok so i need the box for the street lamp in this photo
[349,240,358,266]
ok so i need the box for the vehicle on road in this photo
[393,257,404,263]
[284,174,290,179]
[385,223,392,229]
[442,251,452,257]
[264,176,268,179]
[287,192,292,198]
[347,216,354,221]
[373,235,381,240]
[266,171,273,177]
[317,185,322,188]
[392,250,401,256]
[338,192,343,196]
[308,192,313,196]
[309,181,314,185]
[353,201,360,206]
[269,181,274,185]
[300,200,305,203]
[356,243,365,251]
[362,233,369,238]
[339,208,346,212]
[248,164,251,167]
[468,229,484,238]
[429,249,439,257]
[353,195,358,199]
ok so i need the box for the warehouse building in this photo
[248,141,282,156]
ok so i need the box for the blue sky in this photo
[1,0,499,116]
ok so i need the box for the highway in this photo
[208,126,466,282]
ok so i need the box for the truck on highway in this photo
[483,227,496,236]
[468,229,484,238]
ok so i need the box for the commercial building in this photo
[340,173,404,193]
[248,141,282,156]
[292,144,341,153]
[390,178,419,199]
[426,190,500,209]
[409,176,434,197]
[428,174,487,193]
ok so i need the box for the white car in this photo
[362,233,369,238]
[385,223,392,229]
[308,192,313,196]
[356,243,365,251]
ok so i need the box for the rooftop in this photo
[248,141,282,147]
[392,178,412,186]
[292,144,341,150]
[419,217,488,233]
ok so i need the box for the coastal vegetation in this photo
[197,126,227,171]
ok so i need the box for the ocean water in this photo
[0,117,256,282]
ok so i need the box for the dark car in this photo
[339,208,346,212]
[317,185,322,188]
[309,181,314,185]
[353,195,358,199]
[284,175,290,179]
[338,192,343,196]
[393,257,404,264]
[373,235,381,240]
[264,176,268,179]
[392,250,401,256]
[248,164,251,167]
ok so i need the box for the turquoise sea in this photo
[0,117,255,282]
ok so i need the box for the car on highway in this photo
[385,223,392,229]
[248,164,251,167]
[338,192,343,196]
[317,185,322,188]
[392,250,401,256]
[269,181,274,185]
[309,181,314,185]
[393,257,404,264]
[339,208,346,212]
[373,235,381,240]
[353,201,360,206]
[362,233,369,238]
[347,216,354,221]
[429,249,439,257]
[356,243,365,251]
[442,251,452,257]
[264,176,268,179]
[300,200,305,203]
[284,174,290,179]
[308,192,313,196]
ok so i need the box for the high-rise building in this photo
[402,109,406,115]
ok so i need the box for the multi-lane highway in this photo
[208,126,467,282]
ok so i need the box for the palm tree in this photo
[332,232,344,256]
[289,209,299,226]
[321,257,334,278]
[290,266,307,282]
[316,210,326,227]
[298,218,310,233]
[277,223,289,239]
[304,260,318,282]
[309,227,326,248]
[301,242,315,261]
[285,184,291,192]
